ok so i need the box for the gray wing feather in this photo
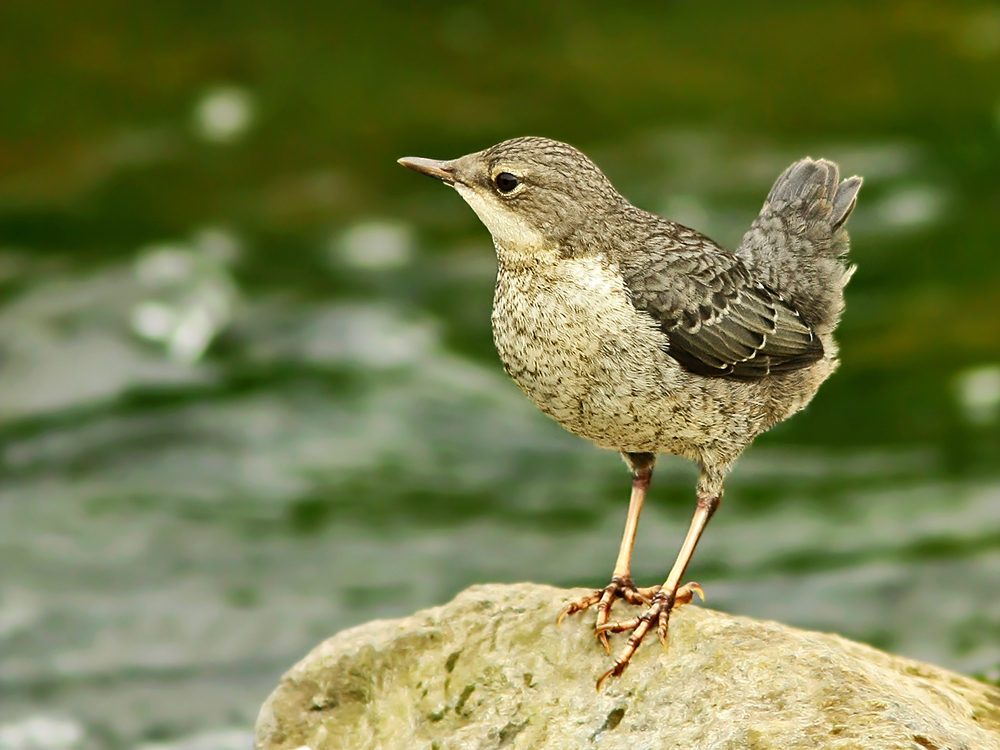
[621,228,822,381]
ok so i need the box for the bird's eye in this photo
[494,172,519,193]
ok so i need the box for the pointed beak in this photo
[397,156,457,185]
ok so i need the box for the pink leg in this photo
[595,487,720,689]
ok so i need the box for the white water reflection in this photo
[955,365,1000,425]
[0,715,84,750]
[0,269,211,422]
[131,232,240,365]
[333,220,414,270]
[0,235,242,423]
[193,86,255,145]
[872,184,949,232]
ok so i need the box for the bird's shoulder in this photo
[617,218,823,381]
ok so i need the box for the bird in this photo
[398,137,862,688]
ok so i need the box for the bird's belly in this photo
[491,262,693,454]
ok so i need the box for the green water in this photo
[1,3,999,748]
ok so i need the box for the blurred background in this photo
[1,2,999,749]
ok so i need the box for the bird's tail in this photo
[736,158,862,336]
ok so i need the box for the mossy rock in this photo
[255,583,1000,750]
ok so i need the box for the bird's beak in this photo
[397,156,457,186]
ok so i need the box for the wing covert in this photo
[622,242,823,381]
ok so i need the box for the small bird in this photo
[399,137,861,688]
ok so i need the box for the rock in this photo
[254,583,1000,750]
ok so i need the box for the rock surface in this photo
[255,583,1000,750]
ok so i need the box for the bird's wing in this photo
[621,230,823,381]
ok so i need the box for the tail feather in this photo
[767,159,838,208]
[737,158,862,336]
[832,176,863,230]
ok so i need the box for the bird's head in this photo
[399,137,625,257]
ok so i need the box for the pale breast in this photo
[491,255,694,453]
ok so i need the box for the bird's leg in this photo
[557,452,659,653]
[595,472,722,689]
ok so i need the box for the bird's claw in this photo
[593,581,704,689]
[557,576,661,652]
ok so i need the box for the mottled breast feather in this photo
[621,225,823,381]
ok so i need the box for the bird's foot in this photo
[594,581,704,690]
[556,576,662,653]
